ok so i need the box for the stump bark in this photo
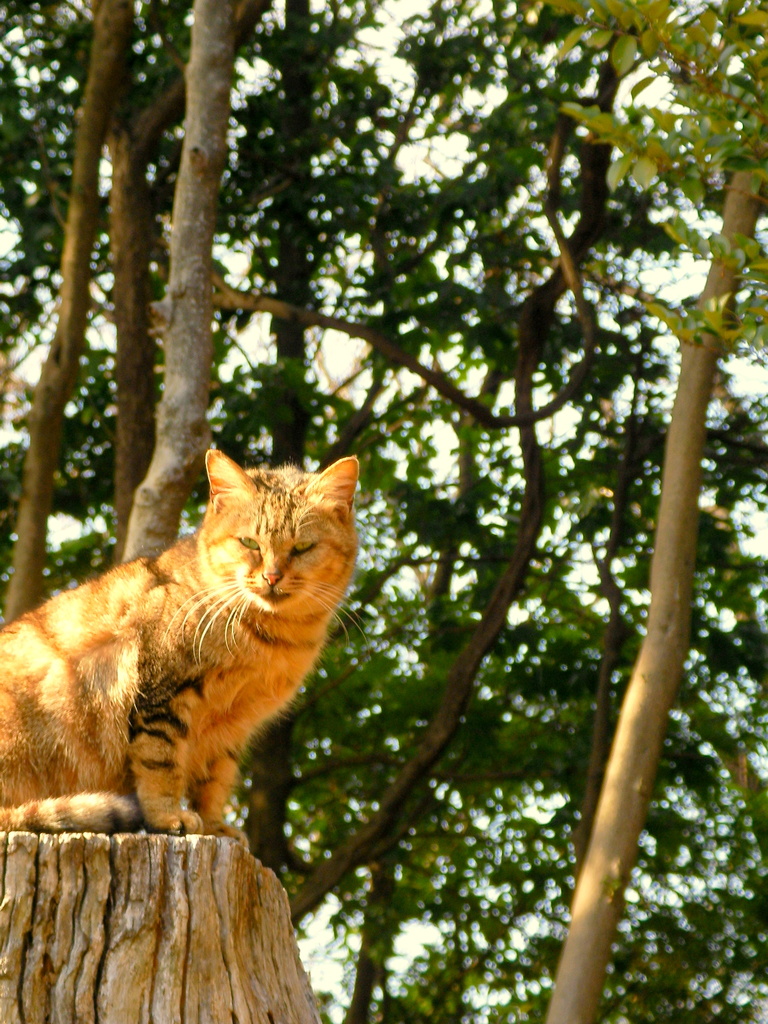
[0,832,320,1024]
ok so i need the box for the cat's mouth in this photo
[255,588,291,605]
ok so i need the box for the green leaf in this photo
[607,151,633,191]
[544,0,588,13]
[702,307,724,333]
[604,0,638,28]
[645,0,671,25]
[699,9,717,36]
[680,175,705,204]
[611,35,637,77]
[640,27,659,58]
[557,25,588,61]
[708,233,731,260]
[586,28,614,50]
[646,301,683,333]
[631,155,658,188]
[560,100,589,123]
[736,10,768,25]
[631,73,658,100]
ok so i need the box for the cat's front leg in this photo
[188,750,249,846]
[128,705,203,836]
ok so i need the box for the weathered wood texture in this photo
[0,832,320,1024]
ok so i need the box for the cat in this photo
[0,449,358,842]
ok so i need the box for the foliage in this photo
[553,0,768,352]
[1,1,768,1021]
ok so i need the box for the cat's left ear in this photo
[205,449,253,509]
[306,456,359,514]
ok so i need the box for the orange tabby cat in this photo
[0,450,358,841]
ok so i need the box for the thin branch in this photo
[544,204,598,364]
[707,428,768,459]
[149,0,186,74]
[211,272,595,429]
[291,752,403,789]
[285,56,620,925]
[321,370,386,467]
[289,359,545,924]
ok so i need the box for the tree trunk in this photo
[269,0,313,467]
[246,715,296,873]
[108,124,157,562]
[107,2,269,563]
[0,832,320,1024]
[544,170,763,1024]
[121,0,236,561]
[343,864,395,1024]
[4,0,134,621]
[571,393,643,871]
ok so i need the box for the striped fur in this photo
[0,794,143,834]
[0,451,358,840]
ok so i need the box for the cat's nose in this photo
[263,569,283,587]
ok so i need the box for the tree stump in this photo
[0,831,320,1024]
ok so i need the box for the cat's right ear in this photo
[205,450,252,509]
[305,456,359,515]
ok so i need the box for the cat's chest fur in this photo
[179,639,318,781]
[202,636,319,724]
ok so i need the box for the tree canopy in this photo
[1,1,767,1021]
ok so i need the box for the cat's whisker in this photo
[164,587,217,641]
[302,583,369,646]
[294,509,320,532]
[194,593,241,660]
[164,580,242,643]
[298,584,358,646]
[223,607,237,656]
[300,582,344,608]
[236,596,251,641]
[180,592,232,645]
[185,586,242,656]
[224,595,251,655]
[192,583,245,662]
[236,595,251,630]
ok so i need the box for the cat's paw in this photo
[146,808,204,836]
[205,821,251,847]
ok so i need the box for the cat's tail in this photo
[0,793,144,835]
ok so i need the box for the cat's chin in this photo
[252,590,291,612]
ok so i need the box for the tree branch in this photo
[286,59,623,923]
[320,371,386,467]
[211,273,596,430]
[289,298,546,926]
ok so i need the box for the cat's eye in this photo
[239,537,260,551]
[293,540,315,555]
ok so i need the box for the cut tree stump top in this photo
[0,831,321,1024]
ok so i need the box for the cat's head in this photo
[199,450,358,619]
